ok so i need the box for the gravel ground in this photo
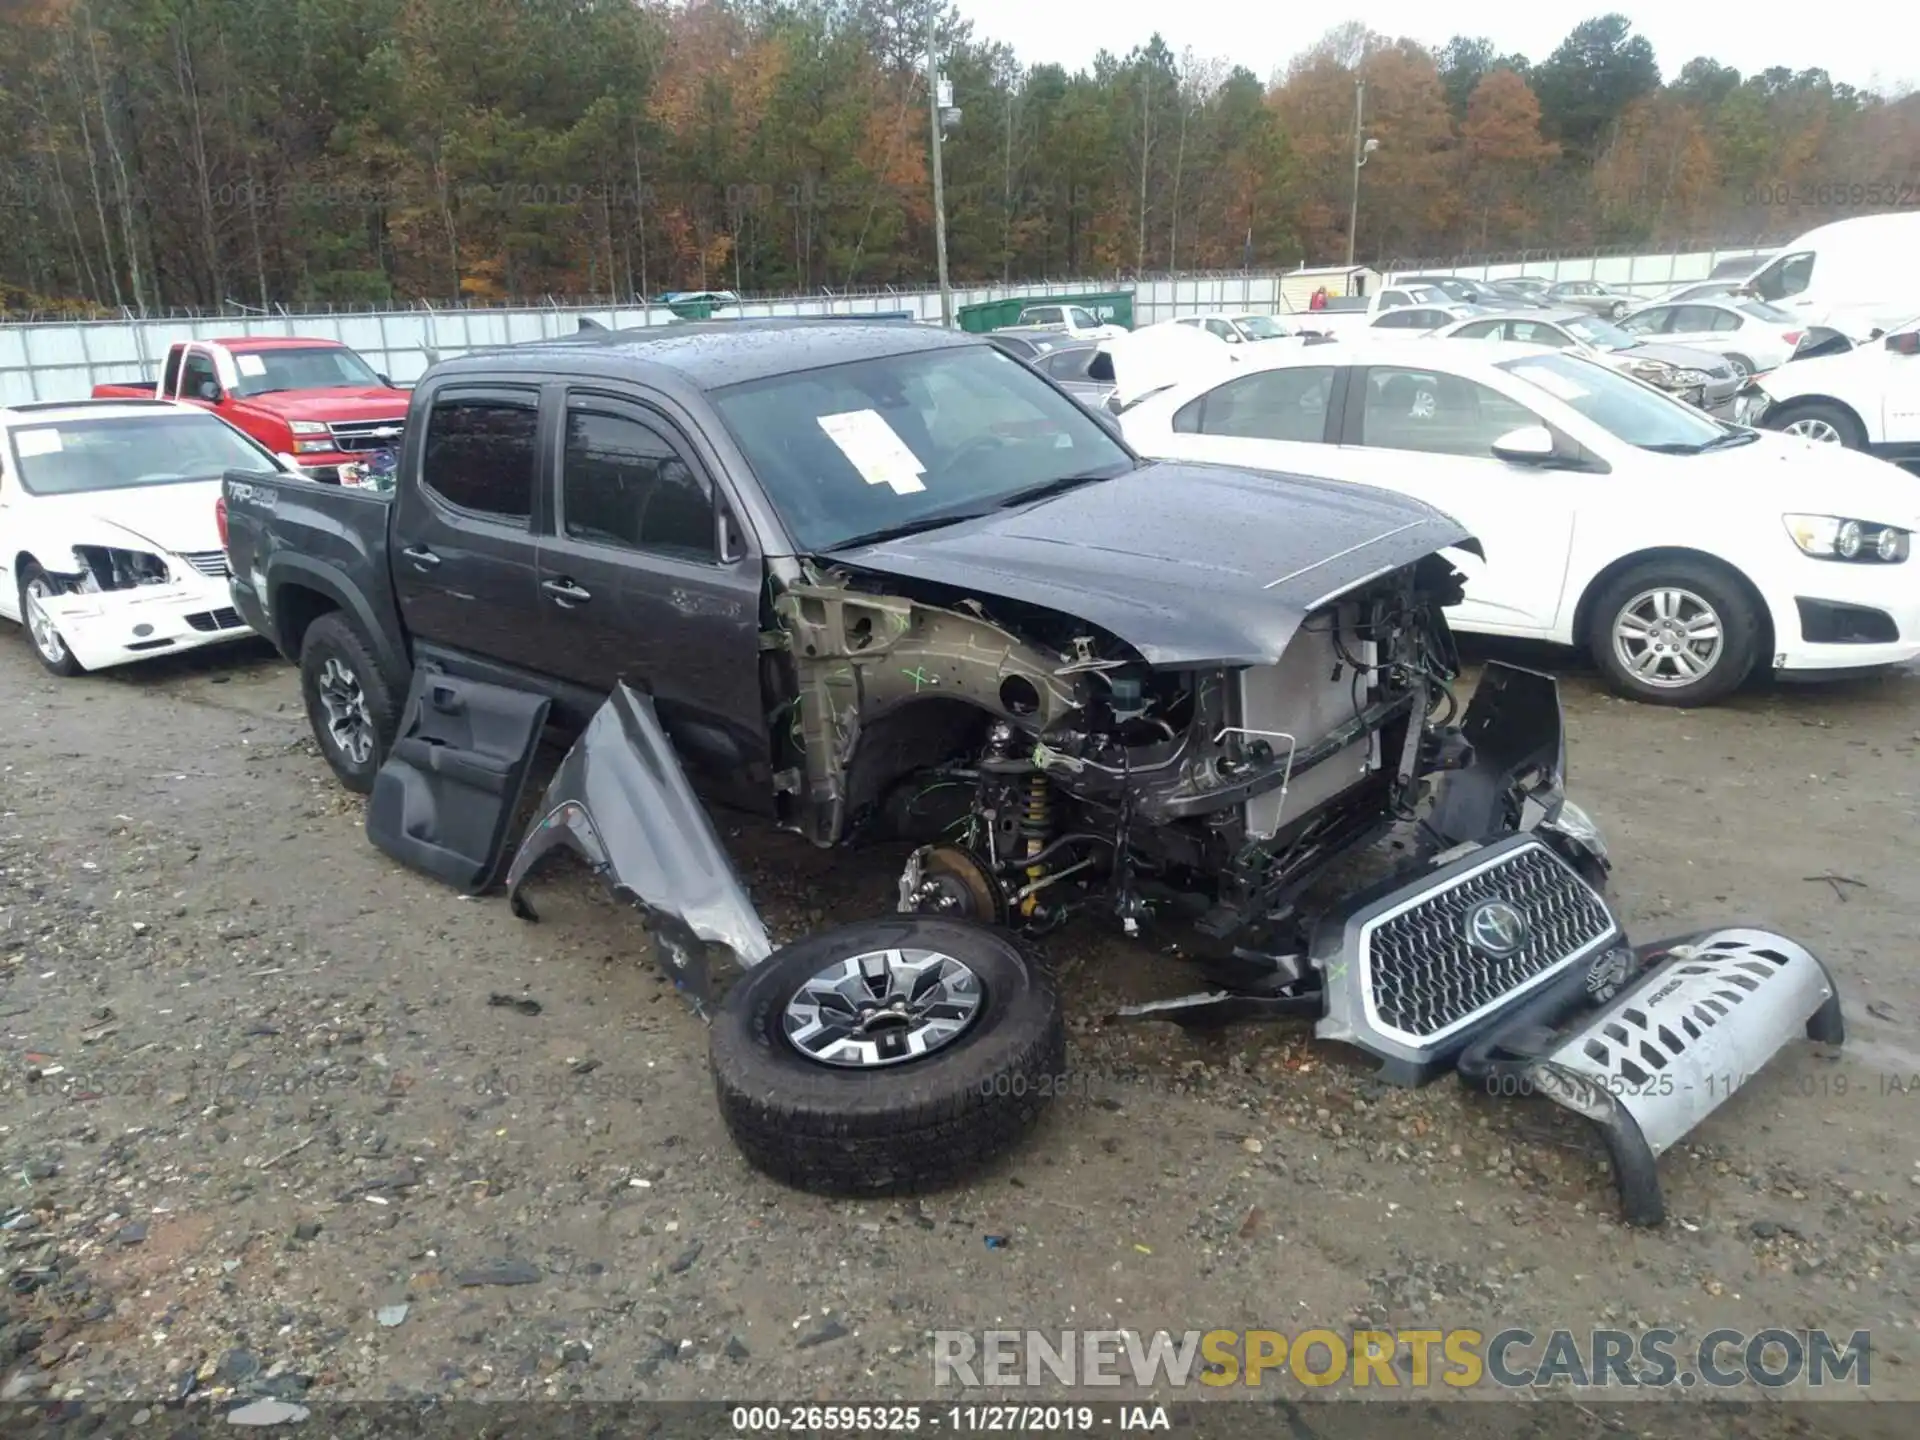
[2,630,1917,1429]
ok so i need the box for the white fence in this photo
[0,242,1775,405]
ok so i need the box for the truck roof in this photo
[440,318,980,392]
[205,336,348,352]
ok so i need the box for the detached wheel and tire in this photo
[710,918,1065,1196]
[1588,559,1760,706]
[299,612,399,793]
[1769,399,1865,450]
[17,564,83,677]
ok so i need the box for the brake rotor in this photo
[901,844,1009,926]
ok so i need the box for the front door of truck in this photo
[390,383,549,675]
[536,387,771,813]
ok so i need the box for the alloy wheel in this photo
[316,657,375,765]
[23,578,68,666]
[1782,416,1842,444]
[782,947,985,1068]
[1612,587,1725,689]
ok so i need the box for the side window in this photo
[1752,251,1813,302]
[1668,306,1722,333]
[1067,307,1100,329]
[1204,319,1237,340]
[419,392,538,525]
[560,406,715,561]
[1708,309,1744,333]
[1182,366,1335,442]
[1379,291,1407,309]
[1451,320,1502,339]
[180,350,219,400]
[1358,368,1542,458]
[1041,350,1090,380]
[1620,308,1667,335]
[1508,321,1572,348]
[1026,307,1060,326]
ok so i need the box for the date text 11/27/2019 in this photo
[730,1405,1170,1431]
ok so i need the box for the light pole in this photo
[1345,75,1378,268]
[927,6,955,327]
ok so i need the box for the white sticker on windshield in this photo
[235,353,267,377]
[14,429,62,456]
[817,409,925,495]
[1514,366,1588,401]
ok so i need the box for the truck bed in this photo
[92,381,159,398]
[221,468,409,693]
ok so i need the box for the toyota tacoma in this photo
[219,320,1843,1223]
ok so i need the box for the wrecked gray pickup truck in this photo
[221,320,1843,1223]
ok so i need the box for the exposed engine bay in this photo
[765,550,1536,984]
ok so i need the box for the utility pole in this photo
[927,5,953,328]
[1346,73,1365,268]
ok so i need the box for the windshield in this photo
[1735,299,1795,324]
[711,345,1135,552]
[230,345,383,397]
[8,412,281,495]
[1234,316,1290,340]
[1499,352,1729,451]
[1404,286,1448,305]
[1562,315,1641,352]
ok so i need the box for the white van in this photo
[1743,212,1920,340]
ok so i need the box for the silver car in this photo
[1436,309,1742,417]
[1030,341,1118,411]
[1544,279,1636,319]
[1616,296,1813,377]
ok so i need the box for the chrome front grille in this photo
[180,550,230,579]
[328,418,405,453]
[1363,844,1613,1043]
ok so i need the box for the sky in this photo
[953,1,1918,95]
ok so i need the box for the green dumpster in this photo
[957,290,1135,333]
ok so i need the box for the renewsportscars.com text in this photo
[932,1327,1871,1391]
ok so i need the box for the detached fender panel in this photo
[504,682,773,1004]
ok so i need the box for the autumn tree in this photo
[1459,70,1557,248]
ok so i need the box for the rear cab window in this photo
[419,390,540,526]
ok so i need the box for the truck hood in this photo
[236,387,409,423]
[830,461,1476,666]
[29,480,225,557]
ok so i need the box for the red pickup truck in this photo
[93,337,409,482]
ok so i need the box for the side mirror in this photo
[198,381,221,402]
[377,372,393,387]
[1886,332,1920,355]
[1491,425,1559,465]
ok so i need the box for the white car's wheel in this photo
[17,565,83,677]
[1768,400,1865,450]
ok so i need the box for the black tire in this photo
[1765,398,1866,450]
[710,917,1065,1196]
[16,563,83,677]
[298,612,400,793]
[1587,558,1761,707]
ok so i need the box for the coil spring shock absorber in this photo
[1019,773,1054,919]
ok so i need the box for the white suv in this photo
[1010,303,1126,340]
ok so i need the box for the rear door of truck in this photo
[388,379,549,676]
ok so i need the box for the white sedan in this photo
[1119,340,1919,706]
[1616,296,1810,376]
[1,399,284,675]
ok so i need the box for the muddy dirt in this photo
[1,632,1917,1432]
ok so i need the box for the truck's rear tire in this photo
[709,918,1065,1196]
[299,613,399,793]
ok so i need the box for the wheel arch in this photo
[1573,547,1776,663]
[1760,393,1871,441]
[264,554,409,695]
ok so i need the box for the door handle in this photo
[401,545,440,570]
[542,578,592,606]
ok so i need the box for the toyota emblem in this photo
[1465,900,1528,957]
